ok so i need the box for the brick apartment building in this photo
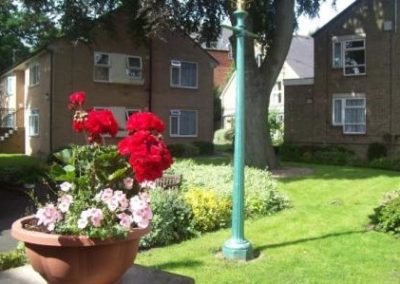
[0,13,217,157]
[284,0,400,159]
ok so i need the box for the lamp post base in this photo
[222,238,253,261]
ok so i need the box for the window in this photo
[29,64,40,86]
[169,110,198,137]
[28,109,39,136]
[344,39,366,75]
[2,112,15,128]
[271,81,283,104]
[126,56,143,80]
[332,96,366,134]
[5,76,15,96]
[332,41,343,68]
[332,37,366,75]
[94,53,111,82]
[170,60,198,89]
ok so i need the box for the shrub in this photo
[0,243,26,271]
[368,143,387,161]
[370,190,400,236]
[280,143,303,162]
[280,143,361,166]
[0,154,46,185]
[171,160,289,218]
[167,143,200,158]
[184,187,231,232]
[368,158,400,171]
[191,141,214,155]
[140,188,196,248]
[213,129,233,145]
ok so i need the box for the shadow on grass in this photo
[255,230,366,252]
[149,260,203,270]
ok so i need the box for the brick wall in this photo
[207,50,233,89]
[285,0,400,159]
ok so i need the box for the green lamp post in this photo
[222,0,254,261]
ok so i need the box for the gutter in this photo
[48,48,54,153]
[148,39,153,112]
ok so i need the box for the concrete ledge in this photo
[0,264,195,284]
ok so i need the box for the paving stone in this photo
[0,265,195,284]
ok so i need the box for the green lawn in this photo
[136,163,400,283]
[0,154,46,185]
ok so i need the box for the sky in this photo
[297,0,357,35]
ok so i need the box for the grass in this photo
[0,154,46,185]
[136,163,400,283]
[0,154,43,168]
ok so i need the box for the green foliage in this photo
[368,143,387,161]
[368,158,400,171]
[370,190,400,236]
[0,243,26,271]
[0,154,47,185]
[47,145,134,239]
[172,160,289,217]
[191,141,214,155]
[268,110,284,146]
[140,188,196,248]
[280,143,361,166]
[213,129,233,145]
[0,1,58,72]
[184,187,231,232]
[167,143,200,158]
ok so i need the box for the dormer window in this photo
[332,36,366,76]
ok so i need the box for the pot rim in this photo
[11,216,150,247]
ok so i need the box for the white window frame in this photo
[5,76,14,96]
[343,39,366,76]
[169,109,198,137]
[28,109,39,137]
[170,60,199,89]
[29,63,40,87]
[126,56,143,80]
[332,95,366,135]
[93,52,111,82]
[331,35,366,76]
[332,40,343,69]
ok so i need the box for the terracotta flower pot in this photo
[11,216,150,284]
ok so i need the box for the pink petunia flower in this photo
[123,177,134,190]
[36,204,62,231]
[57,194,73,213]
[117,213,133,230]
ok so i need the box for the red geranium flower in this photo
[84,109,119,142]
[72,119,85,132]
[69,91,86,109]
[126,112,165,133]
[117,130,173,182]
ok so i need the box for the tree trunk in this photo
[244,73,278,169]
[229,0,295,170]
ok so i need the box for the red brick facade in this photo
[1,12,216,157]
[208,50,233,89]
[285,0,400,159]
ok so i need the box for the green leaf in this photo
[107,167,129,182]
[63,165,75,172]
[53,148,73,164]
